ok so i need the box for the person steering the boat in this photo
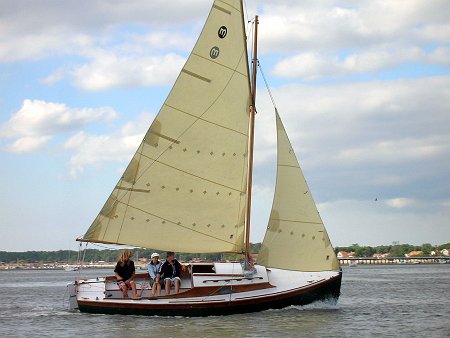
[114,249,140,300]
[157,251,182,295]
[147,252,162,297]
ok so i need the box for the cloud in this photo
[71,53,185,91]
[318,198,450,246]
[428,47,450,65]
[140,32,196,52]
[0,100,119,152]
[272,46,448,80]
[6,136,53,153]
[1,0,450,251]
[0,1,206,63]
[63,112,153,177]
[42,68,65,85]
[259,0,450,52]
[337,136,448,164]
[385,198,417,209]
[264,76,450,150]
[257,1,450,81]
[253,76,450,203]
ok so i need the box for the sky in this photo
[0,0,449,252]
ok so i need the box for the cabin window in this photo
[191,264,215,274]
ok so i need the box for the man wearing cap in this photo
[157,251,182,295]
[147,252,162,297]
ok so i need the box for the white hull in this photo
[64,265,79,271]
[69,263,341,316]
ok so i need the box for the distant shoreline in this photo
[338,256,449,265]
[0,263,116,270]
[1,257,449,270]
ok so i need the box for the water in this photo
[0,264,449,337]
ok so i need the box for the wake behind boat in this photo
[68,0,341,316]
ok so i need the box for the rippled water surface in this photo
[0,264,449,337]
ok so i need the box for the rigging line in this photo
[76,241,83,281]
[76,242,88,280]
[249,20,255,84]
[258,61,278,110]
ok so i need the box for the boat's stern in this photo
[67,277,108,311]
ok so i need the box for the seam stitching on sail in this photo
[164,103,248,137]
[115,200,238,246]
[137,153,245,193]
[270,218,323,225]
[191,52,248,78]
[115,143,146,243]
[131,47,249,185]
[278,164,300,169]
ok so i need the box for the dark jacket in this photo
[158,259,181,279]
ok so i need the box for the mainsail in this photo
[258,111,339,272]
[81,0,251,253]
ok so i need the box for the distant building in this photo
[372,253,390,258]
[441,249,449,256]
[337,251,355,258]
[405,251,423,257]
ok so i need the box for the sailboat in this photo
[68,0,341,316]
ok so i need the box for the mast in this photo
[244,15,259,265]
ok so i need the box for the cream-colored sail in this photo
[81,0,251,253]
[258,111,339,271]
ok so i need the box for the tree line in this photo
[334,242,450,258]
[0,243,262,264]
[0,242,448,263]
